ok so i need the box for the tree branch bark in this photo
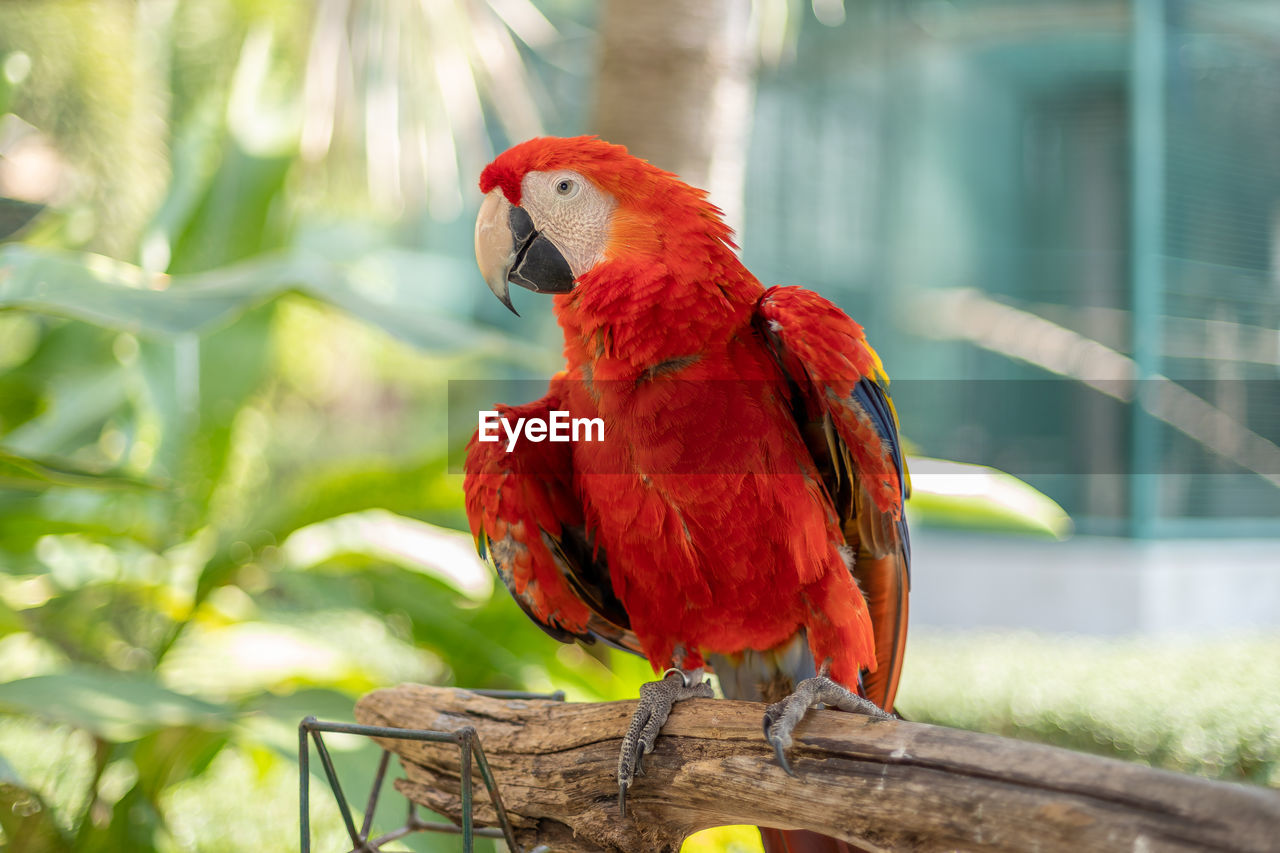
[355,685,1280,853]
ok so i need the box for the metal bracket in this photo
[299,689,565,852]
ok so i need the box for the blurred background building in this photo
[745,0,1280,537]
[734,0,1280,635]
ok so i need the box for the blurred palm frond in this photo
[300,0,554,220]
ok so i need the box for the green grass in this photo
[897,631,1280,787]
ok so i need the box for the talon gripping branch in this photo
[464,136,911,853]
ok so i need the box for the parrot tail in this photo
[758,828,863,853]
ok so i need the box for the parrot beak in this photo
[474,189,576,316]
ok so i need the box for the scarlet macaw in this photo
[464,136,910,853]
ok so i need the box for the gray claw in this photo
[769,735,796,777]
[617,669,713,816]
[763,674,891,774]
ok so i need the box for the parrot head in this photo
[473,136,733,315]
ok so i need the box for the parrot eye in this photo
[554,178,579,198]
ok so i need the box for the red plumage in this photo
[465,137,910,850]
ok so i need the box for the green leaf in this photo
[0,244,292,337]
[0,669,233,742]
[166,142,292,273]
[132,726,230,799]
[0,244,556,365]
[0,755,69,853]
[0,374,43,434]
[267,562,632,700]
[0,597,24,638]
[281,509,492,600]
[0,777,69,853]
[158,616,417,700]
[0,447,162,493]
[187,454,465,611]
[252,455,461,546]
[0,196,45,242]
[74,782,163,853]
[908,456,1073,539]
[0,752,20,785]
[0,489,170,556]
[0,325,126,459]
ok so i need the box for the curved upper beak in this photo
[474,189,575,316]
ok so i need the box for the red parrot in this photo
[464,136,910,853]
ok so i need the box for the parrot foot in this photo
[763,674,893,776]
[617,668,713,818]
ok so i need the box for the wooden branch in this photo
[355,685,1280,853]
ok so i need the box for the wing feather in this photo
[464,396,641,655]
[756,287,911,711]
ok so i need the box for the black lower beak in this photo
[508,206,575,296]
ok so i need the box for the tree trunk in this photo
[589,0,755,233]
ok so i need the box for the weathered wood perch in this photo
[355,685,1280,853]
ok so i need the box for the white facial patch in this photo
[519,170,616,278]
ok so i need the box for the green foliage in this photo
[0,269,577,850]
[0,5,570,849]
[0,1,168,256]
[907,457,1073,540]
[0,448,160,494]
[0,671,230,742]
[899,632,1280,787]
[0,244,548,365]
[0,753,67,853]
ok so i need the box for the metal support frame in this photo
[299,689,564,853]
